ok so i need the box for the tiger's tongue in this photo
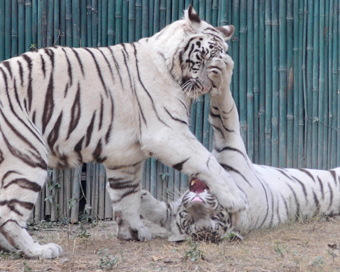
[190,179,209,202]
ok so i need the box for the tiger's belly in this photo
[46,131,147,170]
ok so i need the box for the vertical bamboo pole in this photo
[312,0,319,169]
[122,0,128,42]
[258,0,265,165]
[58,170,64,218]
[128,0,135,42]
[305,0,314,168]
[318,0,325,168]
[142,0,149,38]
[247,0,254,161]
[86,163,92,216]
[148,0,154,35]
[108,0,115,45]
[115,0,122,44]
[25,0,32,51]
[65,0,72,46]
[53,0,60,45]
[135,0,142,40]
[264,0,272,165]
[50,170,57,221]
[46,0,53,46]
[239,0,247,147]
[5,0,11,58]
[278,0,287,167]
[11,0,18,57]
[0,1,5,61]
[271,0,279,167]
[18,0,25,54]
[98,165,106,219]
[72,0,80,47]
[330,0,338,168]
[98,0,102,46]
[59,0,66,45]
[338,4,340,166]
[71,167,81,223]
[101,0,108,46]
[92,0,98,46]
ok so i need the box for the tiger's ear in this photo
[216,25,235,41]
[185,5,201,28]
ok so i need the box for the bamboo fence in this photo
[0,0,339,222]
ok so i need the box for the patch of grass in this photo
[97,249,119,270]
[22,261,33,272]
[183,238,205,262]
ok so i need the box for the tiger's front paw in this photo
[213,186,248,213]
[115,212,152,241]
[28,243,63,259]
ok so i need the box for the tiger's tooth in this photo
[191,179,196,186]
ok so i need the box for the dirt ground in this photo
[1,217,340,272]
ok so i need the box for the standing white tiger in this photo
[141,46,340,242]
[0,6,248,258]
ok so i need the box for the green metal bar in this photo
[231,0,239,108]
[37,0,43,49]
[148,0,154,35]
[302,0,308,168]
[128,0,135,42]
[11,0,18,57]
[247,0,254,161]
[258,0,265,165]
[264,0,272,165]
[98,0,102,46]
[337,2,340,166]
[271,0,279,167]
[278,0,286,167]
[166,0,171,24]
[172,0,179,21]
[18,0,24,54]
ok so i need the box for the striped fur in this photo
[141,50,340,242]
[0,6,247,258]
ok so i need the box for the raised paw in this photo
[213,186,249,213]
[28,243,63,259]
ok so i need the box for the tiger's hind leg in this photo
[0,165,63,258]
[105,161,152,241]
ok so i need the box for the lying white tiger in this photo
[141,46,340,242]
[0,6,248,258]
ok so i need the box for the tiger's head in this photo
[152,5,235,99]
[141,178,241,243]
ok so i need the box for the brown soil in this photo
[1,217,340,272]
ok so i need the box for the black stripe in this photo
[40,54,46,79]
[3,178,41,192]
[70,48,85,76]
[17,60,24,86]
[22,54,33,110]
[220,163,252,187]
[2,61,12,78]
[42,73,55,134]
[209,109,235,133]
[164,107,188,125]
[329,170,338,186]
[173,158,189,171]
[132,44,170,128]
[312,190,320,215]
[327,182,333,209]
[298,168,315,183]
[286,183,300,220]
[85,112,96,147]
[280,193,290,219]
[0,199,34,216]
[84,48,109,96]
[62,48,73,86]
[47,112,63,154]
[99,96,104,130]
[67,83,81,139]
[99,48,115,82]
[317,176,325,200]
[108,46,123,87]
[74,136,84,164]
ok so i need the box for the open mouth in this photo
[190,178,209,203]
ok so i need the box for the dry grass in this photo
[1,217,340,271]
